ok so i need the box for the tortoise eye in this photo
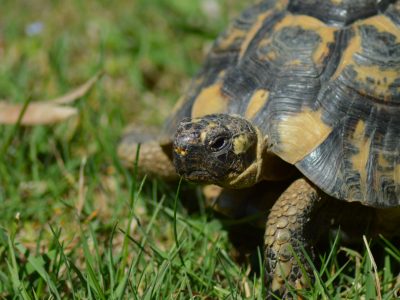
[210,137,227,151]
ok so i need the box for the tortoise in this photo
[118,0,400,296]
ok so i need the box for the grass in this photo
[0,0,399,299]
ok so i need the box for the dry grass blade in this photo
[0,72,102,125]
[363,235,382,300]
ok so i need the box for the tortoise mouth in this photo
[182,169,217,183]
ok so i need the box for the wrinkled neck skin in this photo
[227,127,267,188]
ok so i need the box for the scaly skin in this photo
[264,178,381,298]
[117,126,178,181]
[264,178,324,298]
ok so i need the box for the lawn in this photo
[0,0,399,299]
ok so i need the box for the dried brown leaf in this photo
[0,71,102,125]
[0,102,77,125]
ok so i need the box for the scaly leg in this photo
[204,181,291,263]
[117,125,178,181]
[264,178,326,297]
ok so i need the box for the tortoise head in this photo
[173,114,264,188]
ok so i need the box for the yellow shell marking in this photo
[171,95,186,115]
[350,120,371,199]
[239,11,274,59]
[361,15,400,42]
[274,0,289,12]
[353,119,366,138]
[332,25,360,79]
[256,35,277,61]
[277,109,332,164]
[378,153,392,168]
[245,89,270,119]
[233,134,251,154]
[216,27,247,52]
[265,50,277,60]
[191,82,228,118]
[273,14,336,65]
[239,0,288,61]
[332,15,400,99]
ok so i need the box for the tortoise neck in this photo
[261,132,299,181]
[226,126,265,188]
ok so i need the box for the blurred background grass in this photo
[0,0,246,225]
[0,0,399,299]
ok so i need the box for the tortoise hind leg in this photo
[117,126,178,181]
[264,178,328,297]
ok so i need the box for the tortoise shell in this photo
[164,0,400,208]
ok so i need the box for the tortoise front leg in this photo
[264,178,327,297]
[117,126,178,181]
